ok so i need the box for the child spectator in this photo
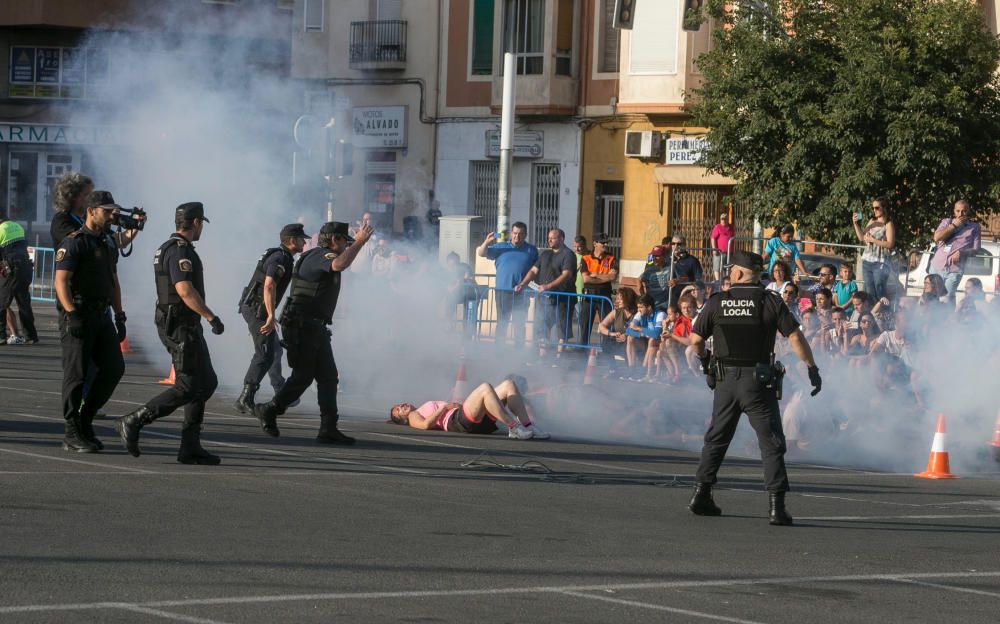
[598,287,638,375]
[821,306,850,357]
[814,287,834,326]
[832,263,858,314]
[658,302,692,382]
[625,294,665,381]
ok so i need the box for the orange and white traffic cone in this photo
[119,337,131,354]
[582,348,598,386]
[449,357,468,402]
[915,414,959,480]
[990,409,1000,463]
[158,365,176,386]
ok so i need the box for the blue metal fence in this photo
[28,246,56,302]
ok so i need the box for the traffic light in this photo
[612,0,635,30]
[682,0,704,32]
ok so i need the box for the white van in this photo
[903,240,999,299]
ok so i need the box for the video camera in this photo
[113,206,146,231]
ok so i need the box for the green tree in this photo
[691,0,1000,252]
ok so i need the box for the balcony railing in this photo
[349,20,407,70]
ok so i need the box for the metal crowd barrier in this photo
[27,246,56,302]
[466,286,614,351]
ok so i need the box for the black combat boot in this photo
[253,401,280,437]
[316,414,355,445]
[177,424,221,466]
[688,483,722,516]
[115,406,156,457]
[79,411,104,451]
[769,492,793,526]
[233,383,258,414]
[63,416,98,453]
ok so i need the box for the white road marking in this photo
[799,514,1000,521]
[0,444,153,474]
[892,578,1000,598]
[117,604,232,624]
[1,571,999,614]
[559,590,767,623]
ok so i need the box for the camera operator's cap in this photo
[319,221,354,243]
[728,250,765,272]
[280,223,309,239]
[176,202,209,223]
[85,190,122,211]
[650,245,667,258]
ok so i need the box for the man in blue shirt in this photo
[477,221,538,347]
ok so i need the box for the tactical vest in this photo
[712,285,773,366]
[284,247,341,324]
[153,235,199,321]
[65,230,116,305]
[239,247,287,310]
[581,254,615,294]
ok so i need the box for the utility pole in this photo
[496,0,516,242]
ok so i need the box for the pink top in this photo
[415,401,457,430]
[711,223,735,254]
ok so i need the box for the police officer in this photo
[234,223,309,413]
[253,221,374,442]
[0,215,39,344]
[115,202,224,465]
[53,191,127,452]
[687,250,821,525]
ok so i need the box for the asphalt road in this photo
[1,308,999,623]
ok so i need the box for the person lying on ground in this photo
[388,379,549,440]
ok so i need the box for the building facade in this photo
[0,0,292,245]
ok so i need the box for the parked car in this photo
[903,240,999,299]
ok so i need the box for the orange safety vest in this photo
[581,254,615,274]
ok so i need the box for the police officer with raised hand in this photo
[234,223,309,413]
[686,250,821,526]
[254,221,373,443]
[53,191,126,452]
[116,202,223,465]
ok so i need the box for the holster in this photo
[705,355,719,390]
[754,361,786,400]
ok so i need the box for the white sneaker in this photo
[508,424,534,440]
[526,423,550,440]
[6,336,26,345]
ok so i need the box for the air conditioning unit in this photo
[624,131,663,159]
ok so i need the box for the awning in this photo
[653,165,736,186]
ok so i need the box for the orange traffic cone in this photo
[915,414,958,480]
[582,348,598,386]
[119,336,131,354]
[990,409,1000,463]
[158,365,176,385]
[449,357,468,402]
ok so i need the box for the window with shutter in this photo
[628,0,679,75]
[304,0,324,32]
[597,0,620,73]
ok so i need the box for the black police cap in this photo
[728,250,764,272]
[85,190,122,210]
[280,223,309,239]
[319,221,354,243]
[176,202,209,223]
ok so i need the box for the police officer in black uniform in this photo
[253,221,374,442]
[115,202,224,465]
[233,224,309,413]
[687,250,822,525]
[0,216,39,344]
[53,191,127,452]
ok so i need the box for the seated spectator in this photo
[832,262,858,314]
[848,312,882,357]
[870,308,914,369]
[958,277,988,314]
[371,238,392,277]
[814,287,834,326]
[808,263,838,295]
[625,294,665,381]
[820,306,850,357]
[658,302,692,382]
[871,294,895,332]
[847,291,875,327]
[598,287,638,375]
[388,379,546,440]
[800,308,820,343]
[766,260,792,293]
[781,282,801,323]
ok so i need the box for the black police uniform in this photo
[54,226,125,452]
[0,231,38,343]
[255,246,348,442]
[692,283,799,493]
[116,231,220,464]
[235,245,294,407]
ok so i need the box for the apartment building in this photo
[291,0,441,235]
[0,0,292,244]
